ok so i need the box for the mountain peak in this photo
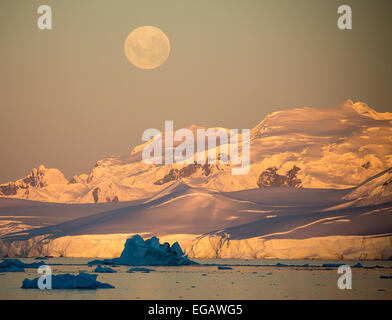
[0,165,68,197]
[342,98,354,106]
[347,101,392,120]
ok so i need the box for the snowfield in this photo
[0,101,391,260]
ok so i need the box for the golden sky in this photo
[0,0,391,182]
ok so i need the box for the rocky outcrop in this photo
[257,165,302,188]
[0,165,68,197]
[92,186,119,203]
[106,195,119,202]
[92,187,100,203]
[362,161,371,170]
[0,183,18,196]
[154,162,213,185]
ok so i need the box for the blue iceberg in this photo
[21,272,114,289]
[0,259,45,272]
[88,235,197,266]
[127,267,155,273]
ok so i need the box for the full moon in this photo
[124,26,171,70]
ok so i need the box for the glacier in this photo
[0,167,391,260]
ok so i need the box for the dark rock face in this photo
[68,177,78,184]
[0,183,18,196]
[0,166,51,196]
[154,162,213,185]
[106,195,119,202]
[383,179,392,187]
[92,187,100,203]
[257,165,302,188]
[362,161,371,169]
[22,170,46,188]
[87,174,94,184]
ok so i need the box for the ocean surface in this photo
[0,258,391,299]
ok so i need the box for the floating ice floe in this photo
[127,267,155,273]
[0,259,45,272]
[322,263,345,268]
[94,265,117,273]
[275,263,310,267]
[21,272,114,289]
[88,235,197,266]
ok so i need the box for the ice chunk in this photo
[322,263,344,268]
[88,235,197,266]
[94,265,117,273]
[217,266,233,270]
[21,272,114,289]
[275,263,289,267]
[0,259,45,272]
[127,267,155,273]
[352,263,363,268]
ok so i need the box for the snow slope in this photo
[1,100,391,203]
[0,168,391,259]
[343,167,392,206]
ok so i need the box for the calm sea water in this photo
[0,258,391,299]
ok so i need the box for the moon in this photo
[124,26,171,70]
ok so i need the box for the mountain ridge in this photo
[1,100,391,203]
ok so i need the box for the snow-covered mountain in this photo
[0,100,391,260]
[0,163,391,259]
[344,167,392,206]
[1,100,391,204]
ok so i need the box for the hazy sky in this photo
[1,0,391,182]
